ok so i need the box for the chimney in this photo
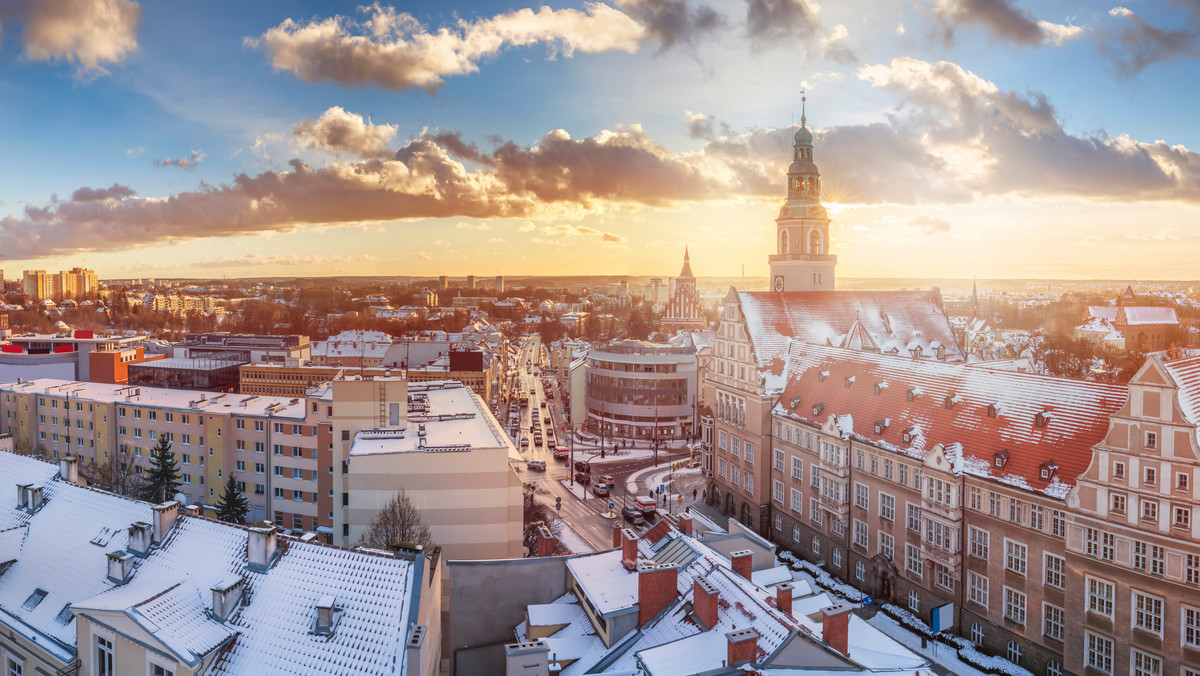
[106,551,135,583]
[726,628,759,667]
[693,578,719,629]
[389,542,425,559]
[611,524,622,549]
[15,483,30,510]
[504,639,551,676]
[776,581,794,615]
[314,595,338,634]
[406,625,429,676]
[59,455,80,486]
[151,501,180,544]
[729,549,753,581]
[247,523,279,571]
[621,528,639,571]
[536,525,555,557]
[210,575,245,622]
[678,513,693,536]
[127,521,153,557]
[821,601,854,657]
[637,562,679,626]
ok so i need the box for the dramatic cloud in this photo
[249,2,645,92]
[195,253,365,268]
[1099,6,1198,77]
[933,0,1083,47]
[19,0,141,76]
[744,0,820,43]
[820,24,856,64]
[294,106,398,158]
[70,184,135,201]
[154,149,206,170]
[615,0,723,50]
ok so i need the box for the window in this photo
[774,514,782,531]
[810,498,822,525]
[791,456,803,481]
[719,459,727,479]
[744,472,753,493]
[1004,587,1026,625]
[1087,577,1114,619]
[1043,603,1063,641]
[879,532,894,559]
[1051,510,1065,537]
[745,443,755,465]
[906,503,921,531]
[1110,493,1127,514]
[855,560,866,580]
[790,488,803,514]
[1113,461,1125,479]
[988,492,1000,516]
[1044,553,1064,589]
[1145,431,1157,449]
[1145,466,1157,485]
[880,493,895,521]
[774,448,784,471]
[236,461,245,471]
[254,420,264,432]
[968,571,988,607]
[792,525,801,541]
[1141,498,1159,522]
[1178,472,1191,491]
[970,623,984,646]
[1132,591,1163,636]
[811,466,820,488]
[907,589,920,613]
[832,549,844,568]
[7,656,23,676]
[773,480,785,504]
[853,520,868,548]
[255,463,264,474]
[96,635,114,676]
[1175,505,1192,528]
[968,526,989,560]
[898,465,908,485]
[968,486,980,511]
[1086,632,1113,674]
[1183,605,1200,649]
[730,465,740,485]
[1004,540,1027,576]
[151,664,175,676]
[855,483,869,510]
[1101,532,1115,561]
[1008,498,1023,524]
[906,544,923,577]
[236,419,245,430]
[1006,641,1022,665]
[1131,650,1161,676]
[1189,554,1200,585]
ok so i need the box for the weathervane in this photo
[801,89,807,127]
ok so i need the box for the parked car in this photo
[622,505,646,526]
[592,483,610,497]
[526,460,546,471]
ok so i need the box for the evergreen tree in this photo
[215,474,250,524]
[144,437,181,504]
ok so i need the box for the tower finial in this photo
[801,89,806,128]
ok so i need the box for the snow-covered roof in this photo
[349,383,508,455]
[1162,355,1200,426]
[0,379,308,420]
[0,451,423,675]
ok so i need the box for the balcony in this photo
[921,498,962,521]
[819,494,849,519]
[920,541,962,570]
[818,457,849,478]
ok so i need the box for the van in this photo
[636,496,657,516]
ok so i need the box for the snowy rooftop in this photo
[349,383,508,455]
[0,451,422,675]
[0,379,308,419]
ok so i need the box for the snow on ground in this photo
[560,480,589,500]
[548,519,596,554]
[866,613,997,676]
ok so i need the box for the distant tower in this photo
[661,247,705,333]
[465,275,476,290]
[438,275,448,292]
[495,275,504,293]
[769,93,836,293]
[969,277,979,321]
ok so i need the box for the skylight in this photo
[22,588,48,611]
[55,604,74,625]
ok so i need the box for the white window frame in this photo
[1132,590,1164,637]
[147,656,177,676]
[91,625,116,676]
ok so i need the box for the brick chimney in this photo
[611,524,622,549]
[621,528,639,571]
[247,523,279,571]
[536,525,555,557]
[693,578,719,629]
[678,513,693,536]
[821,601,854,656]
[730,549,753,581]
[151,501,180,544]
[59,455,79,486]
[776,581,794,615]
[637,563,679,626]
[726,628,759,667]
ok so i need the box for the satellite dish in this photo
[173,492,187,505]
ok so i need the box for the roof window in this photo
[817,370,829,382]
[22,588,48,611]
[874,419,889,435]
[944,394,960,410]
[907,387,921,402]
[812,403,824,417]
[1034,411,1051,428]
[993,449,1010,470]
[55,604,74,625]
[844,376,855,388]
[1039,460,1058,481]
[874,381,888,395]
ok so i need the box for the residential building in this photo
[466,275,476,290]
[495,275,505,293]
[148,293,219,314]
[22,267,98,301]
[0,331,149,382]
[0,450,441,676]
[585,340,698,441]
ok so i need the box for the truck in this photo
[635,496,657,517]
[553,447,569,460]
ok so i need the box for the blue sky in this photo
[2,0,1199,280]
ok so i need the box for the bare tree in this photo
[357,489,435,550]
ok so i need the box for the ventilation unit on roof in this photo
[1040,460,1058,481]
[993,449,1010,470]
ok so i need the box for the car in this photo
[526,460,546,471]
[520,437,529,448]
[592,483,610,497]
[574,460,589,474]
[598,475,616,489]
[540,401,547,408]
[576,473,591,485]
[622,506,645,526]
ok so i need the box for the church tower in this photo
[769,95,836,292]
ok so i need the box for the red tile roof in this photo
[774,343,1127,499]
[1163,354,1200,425]
[738,291,964,372]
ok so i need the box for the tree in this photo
[215,474,250,524]
[537,318,566,345]
[144,437,182,504]
[357,488,435,550]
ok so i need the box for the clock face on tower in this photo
[773,276,785,292]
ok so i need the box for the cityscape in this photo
[2,1,1200,676]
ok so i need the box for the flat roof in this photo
[348,383,508,455]
[0,378,307,419]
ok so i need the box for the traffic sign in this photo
[677,497,683,505]
[861,596,873,607]
[608,502,615,510]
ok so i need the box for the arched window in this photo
[780,230,789,254]
[809,231,821,254]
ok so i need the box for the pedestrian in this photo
[693,488,697,501]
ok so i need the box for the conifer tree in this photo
[144,437,181,504]
[215,474,250,524]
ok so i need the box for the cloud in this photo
[536,223,626,243]
[518,221,535,232]
[933,0,1083,47]
[19,0,141,77]
[413,251,433,260]
[1099,6,1198,77]
[70,183,135,201]
[744,0,820,43]
[248,2,646,93]
[154,149,206,170]
[293,106,398,158]
[125,146,145,157]
[455,221,490,230]
[194,253,365,268]
[820,24,856,64]
[615,0,724,50]
[908,215,951,234]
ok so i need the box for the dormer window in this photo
[812,403,824,417]
[907,387,921,402]
[944,394,959,410]
[1034,411,1050,428]
[874,419,890,435]
[789,397,802,409]
[902,427,916,444]
[845,376,855,388]
[986,404,1001,418]
[936,345,946,360]
[1039,460,1058,481]
[875,381,888,395]
[818,370,829,382]
[993,449,1010,470]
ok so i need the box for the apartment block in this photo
[22,267,98,301]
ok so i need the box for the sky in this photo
[1,0,1199,281]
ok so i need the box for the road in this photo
[506,337,692,551]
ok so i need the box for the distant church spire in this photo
[679,245,694,278]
